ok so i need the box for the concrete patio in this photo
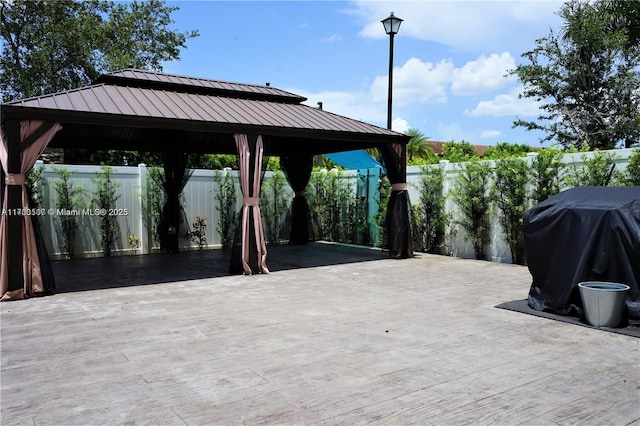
[2,243,639,425]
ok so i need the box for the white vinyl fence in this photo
[405,148,636,263]
[26,147,636,262]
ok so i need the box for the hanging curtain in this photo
[154,151,192,253]
[281,154,314,245]
[231,134,269,275]
[379,143,413,258]
[1,121,62,301]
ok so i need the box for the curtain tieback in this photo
[243,196,260,207]
[294,191,306,197]
[5,173,25,185]
[391,182,407,191]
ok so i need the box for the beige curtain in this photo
[1,121,62,301]
[234,134,269,275]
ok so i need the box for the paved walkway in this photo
[2,243,639,425]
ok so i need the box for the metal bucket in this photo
[578,282,630,328]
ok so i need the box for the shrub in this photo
[622,148,640,186]
[91,165,120,257]
[52,167,83,258]
[530,149,564,204]
[450,161,493,260]
[260,171,288,245]
[185,215,207,250]
[492,158,530,265]
[413,165,447,253]
[213,170,237,250]
[564,150,623,187]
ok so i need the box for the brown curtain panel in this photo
[379,143,413,258]
[280,154,314,245]
[231,134,269,275]
[0,121,62,301]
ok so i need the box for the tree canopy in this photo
[0,0,199,102]
[511,0,640,150]
[404,128,437,164]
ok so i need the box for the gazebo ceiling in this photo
[1,69,409,157]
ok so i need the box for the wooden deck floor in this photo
[2,243,639,425]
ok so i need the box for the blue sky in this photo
[164,1,564,146]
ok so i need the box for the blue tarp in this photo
[325,150,383,170]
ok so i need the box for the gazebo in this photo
[0,69,412,300]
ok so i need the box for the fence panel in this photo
[28,147,635,262]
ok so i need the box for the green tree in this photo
[413,165,447,254]
[405,128,437,164]
[492,158,530,265]
[450,161,493,260]
[530,149,565,204]
[511,0,640,150]
[91,165,120,257]
[622,148,640,185]
[564,150,624,186]
[0,0,199,101]
[483,142,533,160]
[52,167,83,258]
[442,140,479,163]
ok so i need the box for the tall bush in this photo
[52,167,82,258]
[450,161,493,260]
[260,170,288,245]
[25,164,47,208]
[530,149,564,204]
[622,148,640,186]
[145,167,166,246]
[492,158,530,265]
[91,165,121,257]
[413,165,447,254]
[564,150,623,187]
[213,170,237,250]
[307,169,358,243]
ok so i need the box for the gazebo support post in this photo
[5,119,24,290]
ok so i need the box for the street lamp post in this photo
[381,12,403,130]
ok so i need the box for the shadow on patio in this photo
[51,242,388,293]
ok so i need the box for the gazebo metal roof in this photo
[2,69,408,156]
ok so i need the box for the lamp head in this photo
[381,12,403,35]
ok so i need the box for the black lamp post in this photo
[381,12,403,130]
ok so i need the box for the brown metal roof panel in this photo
[148,90,189,120]
[119,86,156,117]
[51,92,78,111]
[131,88,167,117]
[259,102,301,128]
[91,85,122,114]
[102,85,139,116]
[79,87,109,113]
[147,89,184,119]
[173,92,210,121]
[194,96,237,123]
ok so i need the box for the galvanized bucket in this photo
[578,282,630,328]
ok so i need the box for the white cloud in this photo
[370,57,454,105]
[322,33,343,43]
[392,117,410,133]
[480,129,501,139]
[292,88,386,124]
[466,86,542,117]
[451,52,516,96]
[437,122,476,143]
[349,1,563,52]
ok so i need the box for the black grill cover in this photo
[523,186,640,320]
